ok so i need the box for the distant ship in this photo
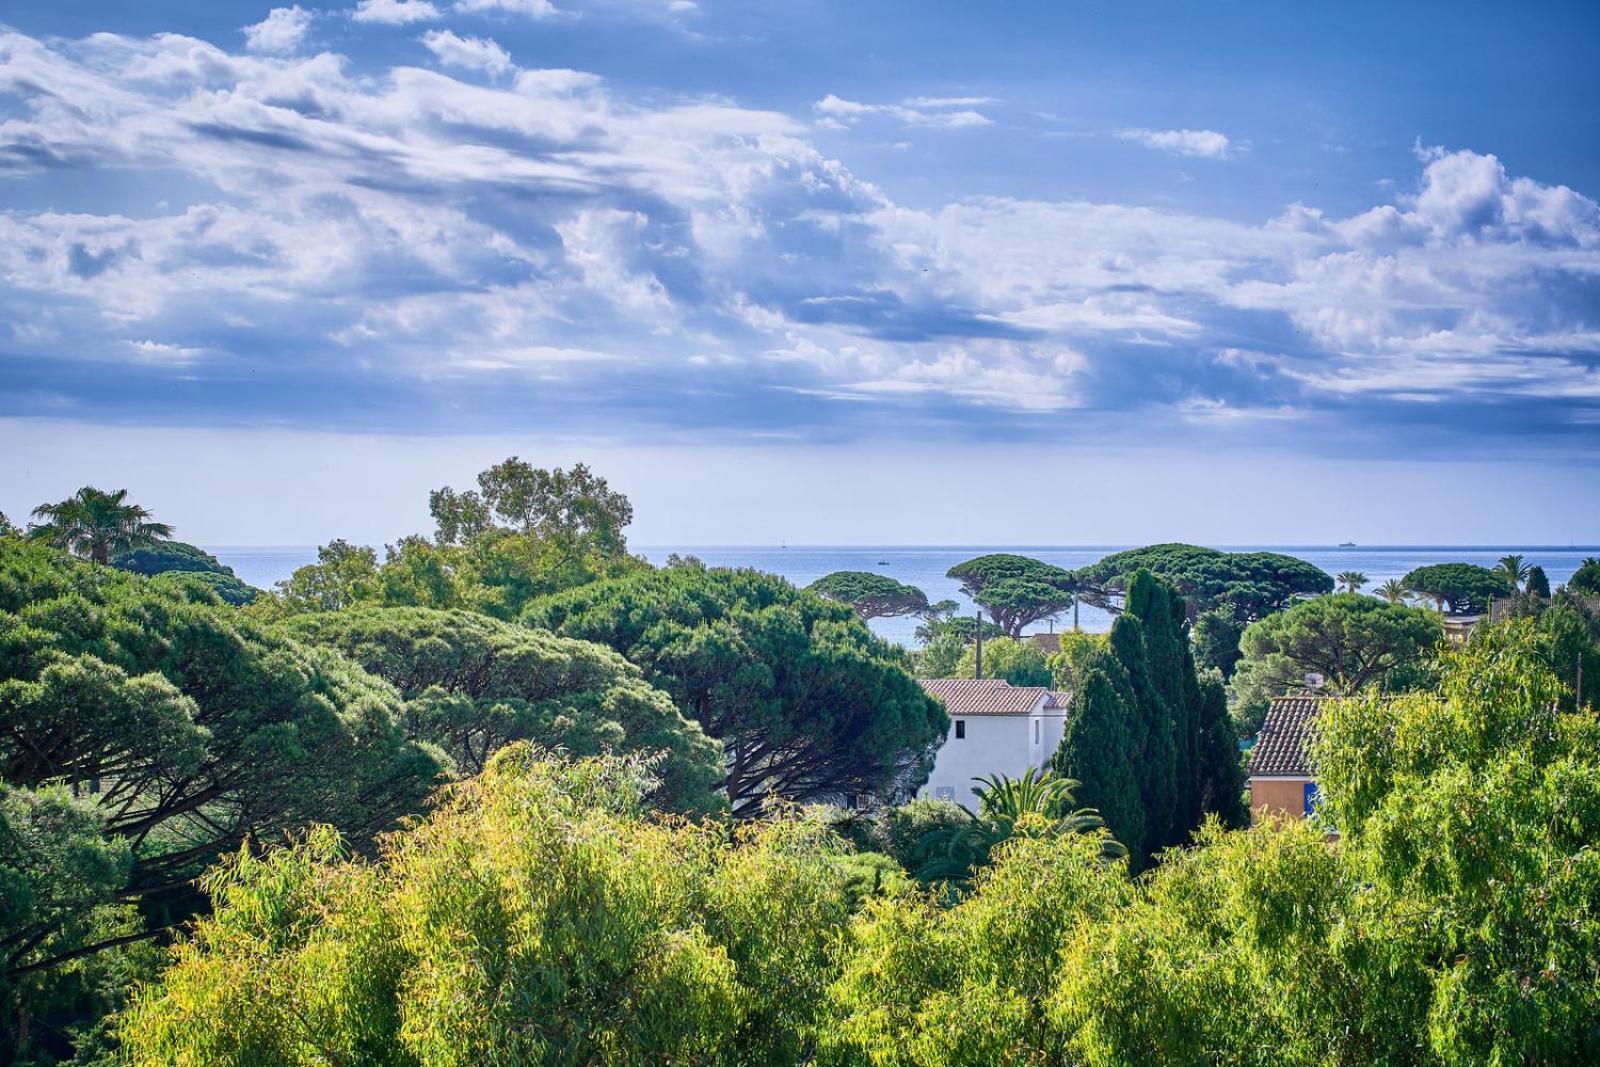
[877,560,890,566]
[1339,541,1356,547]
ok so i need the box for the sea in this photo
[212,544,1599,648]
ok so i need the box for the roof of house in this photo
[917,677,1069,716]
[1247,695,1324,777]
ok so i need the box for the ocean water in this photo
[213,543,1598,647]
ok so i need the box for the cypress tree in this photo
[1053,655,1145,864]
[1124,571,1199,845]
[1107,615,1175,858]
[1195,671,1249,828]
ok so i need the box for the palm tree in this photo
[1496,554,1530,593]
[915,768,1126,888]
[29,487,173,565]
[1336,571,1368,594]
[1376,578,1408,604]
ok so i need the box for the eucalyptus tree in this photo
[27,487,172,565]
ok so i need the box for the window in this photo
[954,720,966,740]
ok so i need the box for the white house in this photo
[914,678,1070,811]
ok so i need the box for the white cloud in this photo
[352,0,443,25]
[814,94,993,130]
[1119,127,1236,159]
[452,0,560,17]
[1,26,1598,445]
[419,29,514,75]
[242,6,313,53]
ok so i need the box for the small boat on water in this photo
[1339,541,1356,547]
[877,560,890,565]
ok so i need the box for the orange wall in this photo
[1250,777,1312,824]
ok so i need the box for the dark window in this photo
[955,720,966,739]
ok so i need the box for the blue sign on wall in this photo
[1303,781,1319,816]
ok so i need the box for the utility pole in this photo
[974,610,983,680]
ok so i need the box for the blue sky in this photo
[2,0,1599,544]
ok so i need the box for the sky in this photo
[2,0,1599,545]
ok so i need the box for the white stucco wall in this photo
[919,712,1069,811]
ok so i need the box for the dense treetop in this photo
[283,607,725,815]
[1228,593,1442,736]
[0,540,440,1048]
[525,566,947,814]
[110,540,259,605]
[26,487,173,566]
[1402,562,1510,614]
[1071,543,1334,621]
[1569,557,1600,597]
[946,554,1076,637]
[807,571,930,621]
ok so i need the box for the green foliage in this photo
[1526,593,1600,713]
[0,512,15,537]
[1046,631,1107,691]
[429,457,633,556]
[1496,553,1531,592]
[824,829,1131,1066]
[1375,577,1409,603]
[1568,557,1600,596]
[1526,564,1551,599]
[1191,605,1244,676]
[26,487,173,565]
[1310,625,1600,1062]
[0,540,442,1061]
[911,631,967,678]
[912,607,1003,646]
[872,797,970,872]
[108,539,260,605]
[1071,543,1333,622]
[1335,570,1368,593]
[1053,572,1240,867]
[914,769,1125,889]
[807,571,929,620]
[525,566,947,814]
[951,636,1052,687]
[1229,593,1443,736]
[283,607,725,814]
[945,554,1075,637]
[1402,562,1511,614]
[117,746,866,1067]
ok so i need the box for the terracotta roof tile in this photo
[1248,695,1324,777]
[918,677,1056,715]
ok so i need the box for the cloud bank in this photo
[0,26,1597,456]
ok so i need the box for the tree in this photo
[116,747,866,1067]
[284,607,726,814]
[0,540,440,1056]
[26,487,172,565]
[270,538,381,613]
[1193,672,1248,828]
[1568,557,1600,596]
[1308,625,1600,1062]
[1070,543,1333,622]
[110,540,258,605]
[1526,564,1551,599]
[0,512,16,537]
[1495,553,1530,593]
[1191,606,1245,676]
[808,571,929,621]
[1228,593,1441,737]
[914,769,1124,888]
[1047,631,1107,692]
[946,554,1075,637]
[1402,562,1510,614]
[1335,570,1367,594]
[525,567,947,815]
[1375,577,1408,603]
[1051,654,1146,864]
[952,636,1052,687]
[430,457,633,556]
